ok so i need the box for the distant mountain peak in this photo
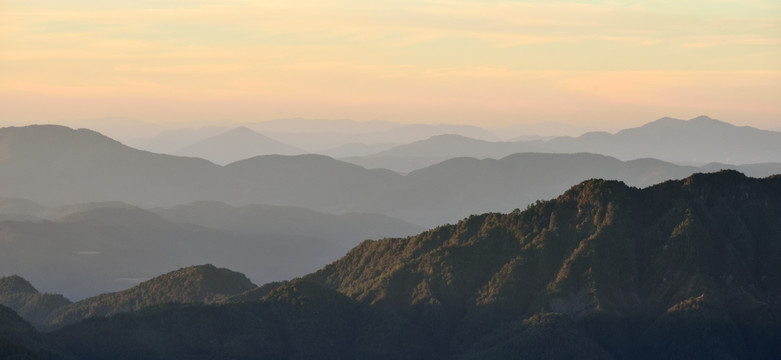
[175,126,305,164]
[689,115,715,122]
[117,264,257,301]
[419,134,485,143]
[223,126,265,137]
[0,275,38,294]
[643,115,725,128]
[641,117,685,128]
[688,115,731,127]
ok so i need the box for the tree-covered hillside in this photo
[5,170,780,359]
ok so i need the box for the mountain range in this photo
[2,124,781,228]
[345,116,781,172]
[174,126,305,165]
[1,170,779,359]
[0,200,421,299]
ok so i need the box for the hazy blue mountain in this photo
[0,198,46,217]
[2,124,781,228]
[344,116,781,172]
[0,125,228,207]
[151,201,423,250]
[539,115,781,164]
[0,206,338,300]
[252,122,499,153]
[130,126,228,154]
[321,142,400,158]
[242,118,400,152]
[41,201,136,220]
[175,126,305,165]
[246,118,400,134]
[355,153,781,227]
[344,134,539,172]
[222,154,403,214]
[495,121,590,139]
[0,200,422,300]
[377,123,498,142]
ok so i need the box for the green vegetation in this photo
[48,265,256,328]
[304,170,781,358]
[0,277,71,330]
[4,170,781,359]
[51,281,437,360]
[1,265,256,331]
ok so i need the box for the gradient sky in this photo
[1,0,780,130]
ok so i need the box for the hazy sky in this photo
[2,0,780,130]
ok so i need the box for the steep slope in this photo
[0,305,41,359]
[305,170,781,358]
[49,265,255,328]
[0,305,72,360]
[176,126,305,165]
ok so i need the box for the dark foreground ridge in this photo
[2,170,780,359]
[1,265,256,331]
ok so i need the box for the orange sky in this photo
[1,0,780,130]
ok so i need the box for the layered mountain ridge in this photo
[2,124,781,228]
[1,170,778,359]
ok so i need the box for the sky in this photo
[1,0,780,131]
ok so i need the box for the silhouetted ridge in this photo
[52,280,438,360]
[0,304,34,334]
[0,304,40,359]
